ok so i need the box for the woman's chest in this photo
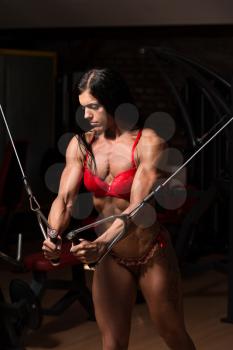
[92,141,136,179]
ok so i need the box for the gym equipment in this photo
[0,281,41,350]
[1,47,233,323]
[0,238,41,350]
[23,241,95,320]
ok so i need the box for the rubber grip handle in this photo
[47,229,60,266]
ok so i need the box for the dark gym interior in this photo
[1,2,233,349]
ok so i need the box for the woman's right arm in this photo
[42,136,84,259]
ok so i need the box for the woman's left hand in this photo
[70,239,107,264]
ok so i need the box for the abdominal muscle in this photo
[93,195,161,259]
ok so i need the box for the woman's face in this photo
[79,89,111,134]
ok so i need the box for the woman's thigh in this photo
[92,255,138,340]
[139,239,185,331]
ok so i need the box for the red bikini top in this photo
[83,130,142,200]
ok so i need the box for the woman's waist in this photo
[111,222,166,259]
[93,196,129,214]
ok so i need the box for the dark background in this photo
[1,1,233,261]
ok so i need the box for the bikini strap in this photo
[131,129,142,167]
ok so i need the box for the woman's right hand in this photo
[42,235,62,262]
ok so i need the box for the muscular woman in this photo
[42,68,196,350]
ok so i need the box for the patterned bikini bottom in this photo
[110,230,167,279]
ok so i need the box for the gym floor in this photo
[1,253,233,350]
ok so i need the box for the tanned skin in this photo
[42,89,196,350]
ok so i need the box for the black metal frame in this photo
[143,47,233,322]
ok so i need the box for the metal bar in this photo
[158,47,231,89]
[0,103,50,240]
[0,251,24,268]
[16,233,22,261]
[151,53,197,149]
[153,48,231,115]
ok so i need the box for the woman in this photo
[42,68,196,350]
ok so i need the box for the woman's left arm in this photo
[98,128,167,241]
[127,128,166,211]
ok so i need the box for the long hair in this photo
[73,68,138,165]
[78,68,135,115]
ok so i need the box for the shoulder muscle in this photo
[138,128,167,168]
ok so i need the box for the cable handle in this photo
[47,228,61,266]
[81,215,129,271]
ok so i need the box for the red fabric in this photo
[24,242,80,271]
[84,130,142,200]
[84,167,137,200]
